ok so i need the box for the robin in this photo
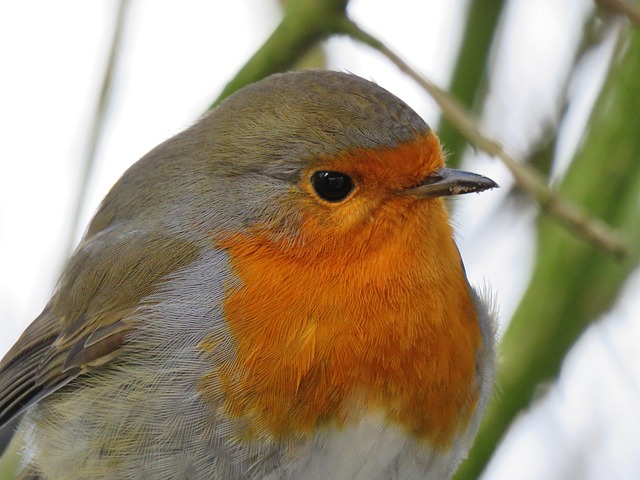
[0,70,497,480]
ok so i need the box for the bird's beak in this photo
[407,167,498,198]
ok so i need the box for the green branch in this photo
[437,0,506,167]
[209,0,349,109]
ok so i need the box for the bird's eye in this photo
[310,171,354,202]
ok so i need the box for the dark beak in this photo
[407,167,498,198]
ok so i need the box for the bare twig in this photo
[65,0,131,258]
[596,0,640,26]
[341,19,627,258]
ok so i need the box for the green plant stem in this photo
[209,0,349,109]
[437,0,506,167]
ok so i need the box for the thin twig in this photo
[64,0,131,258]
[341,19,626,258]
[595,0,640,26]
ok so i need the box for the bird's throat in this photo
[200,206,482,449]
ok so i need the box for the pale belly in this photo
[22,403,467,480]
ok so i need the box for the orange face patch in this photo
[199,131,482,448]
[293,130,446,248]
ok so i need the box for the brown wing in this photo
[0,311,133,428]
[0,225,199,450]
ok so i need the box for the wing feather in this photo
[0,226,200,453]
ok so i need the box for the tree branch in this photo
[341,19,627,258]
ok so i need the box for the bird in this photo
[0,70,497,480]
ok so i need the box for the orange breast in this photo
[199,133,482,448]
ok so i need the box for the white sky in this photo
[1,1,639,478]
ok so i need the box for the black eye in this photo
[311,171,354,202]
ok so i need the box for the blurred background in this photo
[1,0,639,478]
